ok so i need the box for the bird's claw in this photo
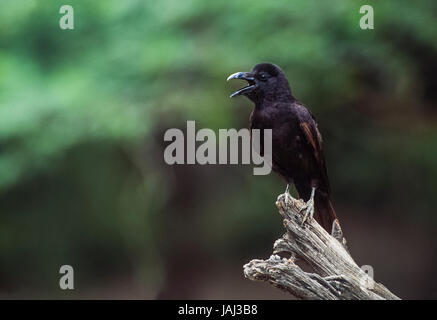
[301,198,314,226]
[284,192,294,205]
[282,184,295,206]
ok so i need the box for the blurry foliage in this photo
[0,0,436,297]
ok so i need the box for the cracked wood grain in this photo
[243,194,400,300]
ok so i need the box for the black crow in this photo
[227,63,339,233]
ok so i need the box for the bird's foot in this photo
[301,197,314,226]
[284,192,294,205]
[283,184,294,206]
[301,186,316,226]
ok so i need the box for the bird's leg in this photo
[284,184,293,204]
[302,187,316,226]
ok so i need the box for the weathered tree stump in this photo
[243,194,400,300]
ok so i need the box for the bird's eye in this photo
[259,73,268,81]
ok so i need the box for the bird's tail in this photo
[314,193,338,234]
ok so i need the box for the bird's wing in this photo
[299,121,322,161]
[299,120,331,194]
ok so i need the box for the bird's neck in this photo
[253,91,295,109]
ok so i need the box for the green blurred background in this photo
[0,0,436,299]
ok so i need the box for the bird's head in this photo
[227,63,293,104]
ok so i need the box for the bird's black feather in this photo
[230,63,338,232]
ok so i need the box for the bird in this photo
[227,63,339,233]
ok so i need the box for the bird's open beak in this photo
[227,72,256,98]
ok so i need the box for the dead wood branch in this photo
[243,194,400,300]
